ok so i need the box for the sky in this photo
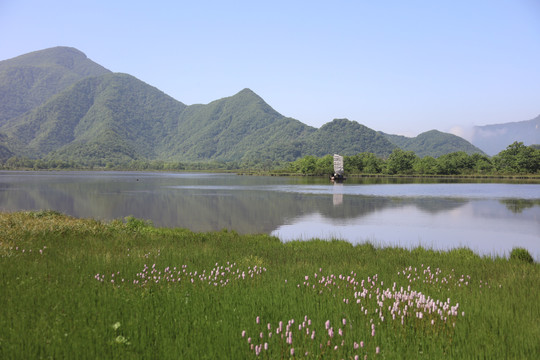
[1,0,539,138]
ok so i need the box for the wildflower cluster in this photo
[94,261,267,288]
[240,266,470,358]
[397,265,471,289]
[1,244,48,258]
[241,316,380,359]
[299,267,464,336]
[397,264,497,290]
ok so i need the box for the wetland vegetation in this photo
[1,211,538,359]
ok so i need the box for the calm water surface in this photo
[1,171,538,260]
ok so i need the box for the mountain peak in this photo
[238,88,256,95]
[418,129,443,136]
[0,46,111,125]
[233,88,263,101]
[3,46,81,66]
[1,46,111,77]
[226,88,276,111]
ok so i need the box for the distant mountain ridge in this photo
[0,46,495,164]
[471,115,540,156]
[381,130,485,157]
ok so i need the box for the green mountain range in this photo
[0,47,485,165]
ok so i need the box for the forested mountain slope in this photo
[382,130,485,158]
[1,73,187,163]
[0,47,110,126]
[169,88,317,161]
[306,119,396,157]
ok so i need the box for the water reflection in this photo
[1,171,538,260]
[500,199,540,213]
[273,200,540,260]
[332,183,343,206]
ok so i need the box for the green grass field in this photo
[1,211,538,359]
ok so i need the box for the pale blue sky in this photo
[1,0,539,137]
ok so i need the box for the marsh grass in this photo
[0,211,538,359]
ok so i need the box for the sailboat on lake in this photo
[331,154,346,182]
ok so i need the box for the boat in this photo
[330,154,346,182]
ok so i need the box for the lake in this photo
[1,171,539,260]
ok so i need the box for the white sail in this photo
[333,154,344,176]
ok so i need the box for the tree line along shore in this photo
[1,141,539,177]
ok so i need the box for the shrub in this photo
[449,247,480,262]
[510,247,534,264]
[30,210,64,218]
[124,216,153,230]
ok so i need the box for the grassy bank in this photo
[1,211,538,359]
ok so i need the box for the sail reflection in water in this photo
[0,171,539,260]
[333,182,344,206]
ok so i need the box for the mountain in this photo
[0,47,110,127]
[1,73,187,163]
[0,46,486,165]
[305,119,395,157]
[168,88,317,161]
[0,47,394,163]
[382,130,485,158]
[471,115,540,156]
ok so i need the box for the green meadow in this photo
[1,211,538,359]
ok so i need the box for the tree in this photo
[344,152,384,174]
[361,152,383,174]
[493,142,540,174]
[386,149,417,175]
[344,154,364,173]
[289,155,318,174]
[436,151,474,175]
[413,156,438,175]
[315,154,334,176]
[471,153,494,174]
[5,156,35,169]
